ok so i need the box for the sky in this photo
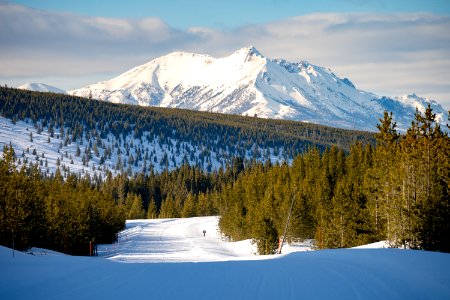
[1,0,450,109]
[8,0,450,30]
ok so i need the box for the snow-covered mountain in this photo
[69,46,448,132]
[18,83,66,94]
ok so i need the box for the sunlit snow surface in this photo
[97,216,311,263]
[18,83,66,94]
[68,47,449,132]
[1,217,450,299]
[98,216,259,263]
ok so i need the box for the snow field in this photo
[1,244,449,299]
[98,216,315,263]
[99,216,268,262]
[1,216,449,299]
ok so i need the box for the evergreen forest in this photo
[0,86,375,181]
[217,109,450,253]
[0,144,125,255]
[0,87,448,255]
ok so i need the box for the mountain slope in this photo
[18,83,66,94]
[0,87,374,179]
[69,47,448,132]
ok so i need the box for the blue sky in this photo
[1,0,450,109]
[10,0,450,29]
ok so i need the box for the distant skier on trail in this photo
[203,230,206,237]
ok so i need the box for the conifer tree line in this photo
[98,160,242,219]
[0,86,374,168]
[217,107,450,253]
[0,144,125,255]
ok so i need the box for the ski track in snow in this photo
[97,216,310,263]
[1,216,450,299]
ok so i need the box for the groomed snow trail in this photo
[98,216,272,263]
[1,216,449,299]
[1,245,450,300]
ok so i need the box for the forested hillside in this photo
[0,86,374,179]
[218,109,450,253]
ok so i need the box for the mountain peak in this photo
[18,83,66,94]
[68,47,448,132]
[233,46,264,58]
[160,50,212,61]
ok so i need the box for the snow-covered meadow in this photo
[1,216,449,299]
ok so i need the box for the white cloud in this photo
[1,3,449,110]
[87,17,134,38]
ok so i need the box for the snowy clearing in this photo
[1,216,449,299]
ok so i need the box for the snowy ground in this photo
[97,216,311,263]
[1,216,450,299]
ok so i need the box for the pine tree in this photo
[159,194,179,218]
[408,105,450,251]
[146,198,158,219]
[127,194,145,219]
[365,111,400,244]
[182,193,196,218]
[252,216,278,255]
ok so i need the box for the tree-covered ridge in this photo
[0,86,374,163]
[217,107,450,253]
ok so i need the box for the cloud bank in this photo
[1,3,449,109]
